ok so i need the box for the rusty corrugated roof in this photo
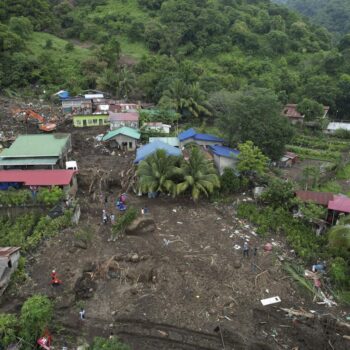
[0,247,20,258]
[296,191,334,206]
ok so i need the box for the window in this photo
[75,120,81,125]
[93,119,97,124]
[129,142,133,149]
[88,119,93,124]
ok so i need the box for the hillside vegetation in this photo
[279,0,350,38]
[1,0,350,119]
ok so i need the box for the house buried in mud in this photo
[0,247,20,295]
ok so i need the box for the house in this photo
[209,145,240,175]
[109,103,140,113]
[282,104,330,125]
[279,152,298,168]
[0,169,78,197]
[326,122,350,134]
[295,190,334,207]
[135,140,182,163]
[73,115,110,127]
[62,97,92,114]
[143,122,171,134]
[178,128,224,148]
[328,195,350,224]
[0,247,20,295]
[282,104,305,124]
[102,127,141,151]
[149,137,180,147]
[109,111,139,130]
[0,134,72,170]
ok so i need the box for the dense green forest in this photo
[1,0,350,121]
[275,0,350,38]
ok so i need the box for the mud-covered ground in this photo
[0,100,349,349]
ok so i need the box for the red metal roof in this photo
[0,247,20,258]
[328,196,350,213]
[109,111,139,121]
[0,170,76,186]
[296,190,334,206]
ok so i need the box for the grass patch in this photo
[27,32,91,63]
[287,145,341,162]
[318,181,343,194]
[336,164,350,180]
[118,36,149,59]
[91,0,150,22]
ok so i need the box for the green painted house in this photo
[73,115,110,127]
[102,127,140,151]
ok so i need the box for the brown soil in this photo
[0,100,349,349]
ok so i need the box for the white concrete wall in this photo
[213,154,237,175]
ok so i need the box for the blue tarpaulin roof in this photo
[209,145,240,158]
[135,140,182,163]
[193,133,224,142]
[54,90,70,99]
[178,128,224,143]
[178,128,197,141]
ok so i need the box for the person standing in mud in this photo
[243,241,249,258]
[102,209,108,224]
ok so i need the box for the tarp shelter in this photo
[0,170,76,186]
[149,137,179,147]
[54,90,70,100]
[328,196,350,213]
[135,140,182,163]
[326,122,350,133]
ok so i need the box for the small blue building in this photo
[178,128,224,148]
[209,145,240,175]
[135,140,182,163]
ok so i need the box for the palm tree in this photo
[159,79,211,119]
[176,147,220,201]
[116,66,136,100]
[137,149,180,196]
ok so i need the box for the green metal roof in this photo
[0,134,70,158]
[0,157,58,166]
[102,127,140,141]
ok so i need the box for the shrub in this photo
[20,295,53,348]
[329,257,349,288]
[220,168,241,194]
[0,189,31,206]
[91,336,130,350]
[37,186,64,206]
[112,207,138,237]
[333,129,350,139]
[237,202,324,259]
[0,314,18,347]
[260,178,295,208]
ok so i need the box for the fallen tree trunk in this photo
[281,308,350,333]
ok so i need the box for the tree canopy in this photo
[211,87,294,160]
